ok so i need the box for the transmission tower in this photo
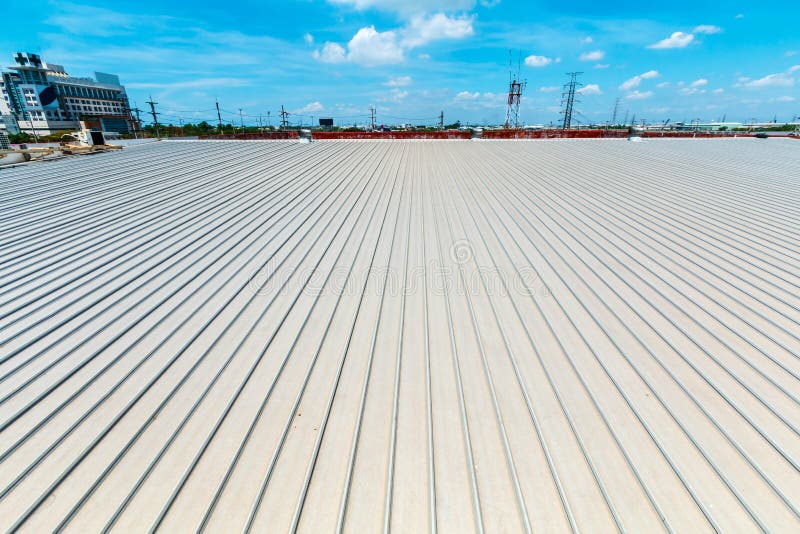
[504,51,526,129]
[560,72,582,130]
[439,110,444,130]
[369,106,376,130]
[611,97,620,126]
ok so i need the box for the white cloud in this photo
[713,88,724,94]
[45,4,147,36]
[577,84,602,95]
[313,42,347,63]
[127,77,250,90]
[625,90,653,100]
[384,75,412,87]
[314,13,473,67]
[327,0,475,16]
[619,70,660,91]
[381,88,409,103]
[418,53,431,60]
[693,25,722,34]
[740,69,795,88]
[401,13,474,47]
[454,91,480,101]
[656,82,670,88]
[582,36,593,44]
[735,13,744,19]
[297,101,324,113]
[304,33,314,45]
[690,78,708,87]
[539,85,559,92]
[525,54,552,67]
[679,86,706,96]
[594,63,609,69]
[452,91,504,109]
[786,51,798,57]
[348,26,404,65]
[579,50,605,61]
[770,95,796,102]
[314,26,402,66]
[648,31,695,49]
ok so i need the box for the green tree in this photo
[9,132,32,144]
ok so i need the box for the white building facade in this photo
[0,52,137,136]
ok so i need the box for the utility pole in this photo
[560,72,582,130]
[267,111,271,128]
[146,95,160,138]
[369,106,376,130]
[239,108,244,133]
[258,114,263,132]
[28,111,40,143]
[125,104,141,139]
[216,99,224,134]
[280,105,289,130]
[439,110,444,130]
[132,105,143,139]
[611,97,620,126]
[178,117,184,137]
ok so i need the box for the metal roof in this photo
[1,138,799,532]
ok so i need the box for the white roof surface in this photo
[1,138,799,532]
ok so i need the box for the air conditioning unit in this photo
[72,129,106,146]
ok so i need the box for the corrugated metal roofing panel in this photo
[0,138,798,532]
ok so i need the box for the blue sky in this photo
[2,0,798,126]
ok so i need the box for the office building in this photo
[0,52,138,136]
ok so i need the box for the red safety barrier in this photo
[639,131,741,138]
[199,132,299,140]
[312,130,472,140]
[481,129,629,139]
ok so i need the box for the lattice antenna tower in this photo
[560,72,582,130]
[505,50,527,129]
